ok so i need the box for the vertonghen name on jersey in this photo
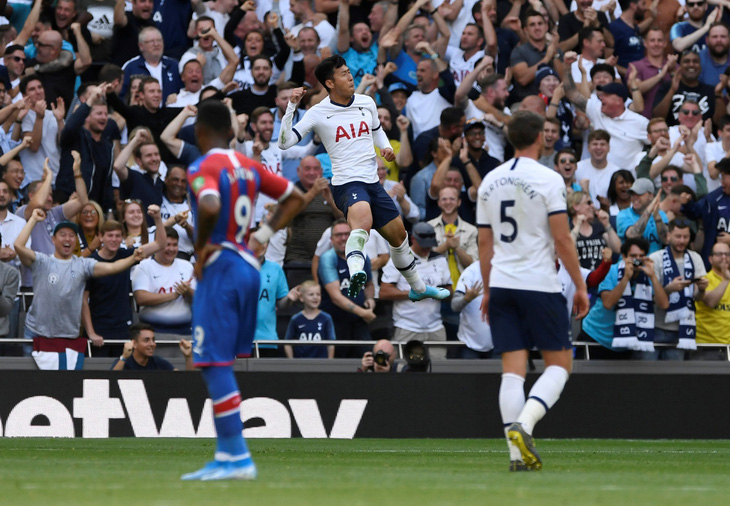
[480,176,538,201]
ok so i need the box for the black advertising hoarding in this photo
[0,371,729,439]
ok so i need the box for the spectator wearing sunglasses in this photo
[652,50,722,126]
[667,100,716,188]
[705,114,730,193]
[635,117,708,197]
[554,148,583,196]
[2,45,26,102]
[669,0,718,53]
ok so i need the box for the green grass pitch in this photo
[1,438,729,505]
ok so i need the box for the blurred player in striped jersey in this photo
[181,100,304,481]
[278,55,449,303]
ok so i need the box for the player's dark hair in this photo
[19,74,42,95]
[197,99,233,136]
[440,107,465,128]
[607,169,634,204]
[506,110,544,150]
[315,54,347,92]
[621,237,649,256]
[130,322,155,341]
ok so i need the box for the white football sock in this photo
[499,373,526,460]
[389,235,426,293]
[345,229,369,277]
[517,365,570,435]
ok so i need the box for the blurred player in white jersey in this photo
[279,55,448,303]
[476,110,589,471]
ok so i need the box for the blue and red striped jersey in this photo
[188,148,293,253]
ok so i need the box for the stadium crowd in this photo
[0,0,729,368]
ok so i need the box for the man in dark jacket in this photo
[57,84,117,213]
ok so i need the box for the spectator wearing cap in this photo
[170,25,238,108]
[538,66,575,150]
[565,77,649,171]
[667,99,714,186]
[453,118,499,181]
[14,210,144,370]
[119,26,182,104]
[17,153,89,288]
[380,222,453,360]
[683,158,730,269]
[617,177,669,253]
[388,83,411,115]
[652,49,722,127]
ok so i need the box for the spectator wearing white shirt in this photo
[564,74,649,170]
[451,261,493,359]
[379,222,453,360]
[406,49,456,139]
[575,129,621,210]
[706,114,730,192]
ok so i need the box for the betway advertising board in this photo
[1,371,729,439]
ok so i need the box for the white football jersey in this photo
[476,157,567,293]
[288,94,382,186]
[448,48,485,89]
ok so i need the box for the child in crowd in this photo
[284,280,335,359]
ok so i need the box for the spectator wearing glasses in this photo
[2,45,26,102]
[119,26,182,105]
[694,241,730,355]
[667,100,715,188]
[653,50,722,126]
[635,117,708,196]
[669,0,720,53]
[554,148,583,196]
[682,158,730,269]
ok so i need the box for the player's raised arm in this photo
[278,87,313,150]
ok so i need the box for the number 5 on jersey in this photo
[500,200,518,243]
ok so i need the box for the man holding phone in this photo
[646,219,709,360]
